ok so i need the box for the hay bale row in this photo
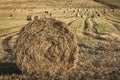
[15,18,78,75]
[45,11,49,14]
[27,15,39,21]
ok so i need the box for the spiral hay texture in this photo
[15,18,78,75]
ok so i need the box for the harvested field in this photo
[0,0,120,80]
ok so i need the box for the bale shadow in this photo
[1,32,21,75]
[2,36,13,54]
[0,62,22,75]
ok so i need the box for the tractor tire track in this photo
[83,18,91,35]
[92,19,120,41]
[82,18,120,41]
[105,18,120,31]
[82,18,99,37]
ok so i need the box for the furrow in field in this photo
[104,11,120,23]
[93,17,120,40]
[104,18,120,32]
[82,18,99,36]
[69,18,85,33]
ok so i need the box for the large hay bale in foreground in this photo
[15,18,78,75]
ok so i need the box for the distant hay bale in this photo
[27,15,32,21]
[49,13,52,17]
[34,16,38,20]
[103,9,106,11]
[81,15,83,18]
[76,13,80,17]
[10,14,12,17]
[45,11,49,14]
[97,14,100,17]
[91,14,94,18]
[73,10,75,12]
[103,11,106,14]
[15,18,78,75]
[85,9,88,11]
[112,9,115,12]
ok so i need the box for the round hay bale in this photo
[15,18,78,75]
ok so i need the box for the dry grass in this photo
[0,0,119,80]
[0,20,27,36]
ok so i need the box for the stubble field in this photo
[0,0,120,80]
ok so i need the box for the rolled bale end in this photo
[15,18,78,75]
